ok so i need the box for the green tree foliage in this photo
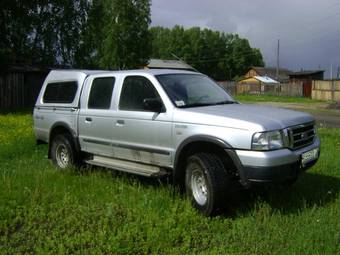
[0,0,151,69]
[97,0,151,69]
[75,0,151,69]
[0,1,34,65]
[74,0,106,68]
[150,26,265,80]
[0,0,88,67]
[1,0,261,77]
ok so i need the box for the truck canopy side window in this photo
[43,81,78,103]
[88,77,115,109]
[119,76,161,111]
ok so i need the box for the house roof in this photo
[250,66,292,76]
[289,70,324,76]
[249,66,292,82]
[240,76,279,84]
[254,76,279,84]
[2,65,50,73]
[249,66,325,81]
[146,59,195,71]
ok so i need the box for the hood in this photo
[173,103,314,131]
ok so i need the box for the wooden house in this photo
[289,70,324,97]
[244,66,292,83]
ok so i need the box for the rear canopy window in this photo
[43,81,78,103]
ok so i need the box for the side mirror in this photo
[143,98,164,113]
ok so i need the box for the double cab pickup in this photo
[34,69,320,215]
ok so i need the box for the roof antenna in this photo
[171,53,199,72]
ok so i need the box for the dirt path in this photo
[251,102,340,128]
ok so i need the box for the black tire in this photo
[185,153,230,216]
[50,134,77,169]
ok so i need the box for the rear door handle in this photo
[116,119,125,126]
[85,117,92,122]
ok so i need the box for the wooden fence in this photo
[216,81,237,95]
[312,80,340,101]
[217,81,303,97]
[0,68,48,110]
[3,72,336,111]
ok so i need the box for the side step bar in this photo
[85,155,168,177]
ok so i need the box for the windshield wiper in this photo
[179,101,237,108]
[211,100,237,105]
[179,103,213,108]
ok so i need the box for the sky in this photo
[151,0,340,78]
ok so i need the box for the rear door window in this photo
[43,81,78,103]
[88,77,115,109]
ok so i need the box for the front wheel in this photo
[51,134,77,169]
[185,153,230,216]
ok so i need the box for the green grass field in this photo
[235,94,323,104]
[0,114,339,254]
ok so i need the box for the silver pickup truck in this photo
[34,69,320,215]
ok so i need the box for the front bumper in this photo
[233,137,320,184]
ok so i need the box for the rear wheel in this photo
[185,153,230,216]
[51,134,77,169]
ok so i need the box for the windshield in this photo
[156,74,236,108]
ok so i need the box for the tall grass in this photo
[0,114,339,254]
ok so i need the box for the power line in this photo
[184,51,260,64]
[169,4,340,68]
[171,53,199,72]
[187,13,340,66]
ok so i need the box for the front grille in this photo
[288,122,316,150]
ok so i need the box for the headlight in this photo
[252,130,284,151]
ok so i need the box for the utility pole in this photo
[330,63,333,80]
[276,39,280,80]
[337,66,340,79]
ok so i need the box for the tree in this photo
[150,26,265,80]
[29,0,89,66]
[75,0,151,69]
[227,35,264,78]
[97,0,151,69]
[0,0,89,67]
[1,0,260,75]
[75,0,106,68]
[0,0,34,65]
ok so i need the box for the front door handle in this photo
[116,119,125,126]
[85,117,92,122]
